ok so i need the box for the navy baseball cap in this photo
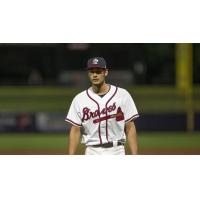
[86,57,107,70]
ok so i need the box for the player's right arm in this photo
[65,94,83,155]
[68,125,81,155]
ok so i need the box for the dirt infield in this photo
[1,148,200,155]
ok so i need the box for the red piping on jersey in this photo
[65,118,82,127]
[125,114,139,123]
[86,89,102,144]
[105,86,118,141]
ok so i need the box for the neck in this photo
[92,82,109,95]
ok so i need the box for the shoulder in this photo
[115,87,135,102]
[115,86,130,96]
[72,90,87,101]
[109,85,132,99]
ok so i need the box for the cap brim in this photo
[86,66,106,70]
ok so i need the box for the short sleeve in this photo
[65,96,82,127]
[123,90,139,123]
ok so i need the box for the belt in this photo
[90,140,124,148]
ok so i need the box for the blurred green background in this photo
[0,44,199,154]
[0,86,199,154]
[0,131,200,155]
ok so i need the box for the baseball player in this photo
[65,57,139,155]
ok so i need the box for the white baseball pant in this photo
[85,145,125,155]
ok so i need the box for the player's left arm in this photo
[125,120,138,155]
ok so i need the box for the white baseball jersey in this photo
[65,85,139,146]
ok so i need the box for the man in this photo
[65,57,139,155]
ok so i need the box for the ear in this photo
[105,69,108,77]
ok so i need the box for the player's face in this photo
[88,68,108,85]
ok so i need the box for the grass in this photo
[0,86,199,112]
[0,86,78,112]
[0,86,199,154]
[138,132,200,149]
[0,134,67,150]
[0,132,200,154]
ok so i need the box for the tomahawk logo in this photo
[82,102,116,122]
[93,107,124,123]
[81,103,124,123]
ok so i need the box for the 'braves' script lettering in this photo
[82,102,116,122]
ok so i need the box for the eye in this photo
[90,70,102,74]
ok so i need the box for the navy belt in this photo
[90,141,124,148]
